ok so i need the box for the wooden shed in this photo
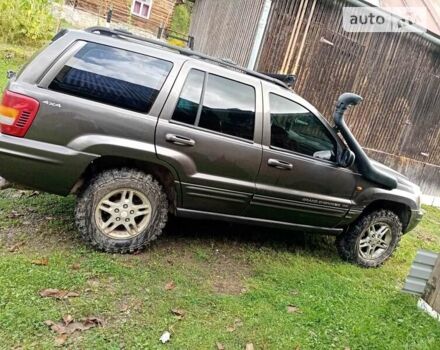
[69,0,178,34]
[189,0,440,197]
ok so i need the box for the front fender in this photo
[354,186,419,210]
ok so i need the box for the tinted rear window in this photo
[171,70,256,140]
[49,43,173,113]
[199,74,255,140]
[172,69,205,125]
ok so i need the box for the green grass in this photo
[0,189,439,349]
[0,43,35,91]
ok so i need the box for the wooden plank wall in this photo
[256,0,440,195]
[72,0,176,34]
[189,0,266,66]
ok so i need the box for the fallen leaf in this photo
[226,318,243,332]
[86,278,100,288]
[8,242,24,252]
[159,331,171,343]
[170,308,185,319]
[31,258,49,266]
[45,216,54,221]
[234,319,243,327]
[83,316,104,327]
[39,288,80,299]
[216,342,225,350]
[71,263,81,270]
[54,334,68,346]
[165,281,176,291]
[287,305,302,314]
[62,314,73,326]
[45,320,66,334]
[44,316,103,335]
[120,303,129,312]
[8,210,23,218]
[170,308,185,317]
[245,343,254,350]
[226,325,236,332]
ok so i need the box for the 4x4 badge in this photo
[42,100,61,108]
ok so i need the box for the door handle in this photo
[165,133,196,147]
[268,158,293,170]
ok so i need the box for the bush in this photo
[168,3,191,47]
[0,0,57,46]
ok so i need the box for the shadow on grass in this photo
[163,215,338,258]
[0,189,340,261]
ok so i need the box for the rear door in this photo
[246,83,357,227]
[156,61,263,215]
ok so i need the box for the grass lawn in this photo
[1,43,440,349]
[0,190,440,350]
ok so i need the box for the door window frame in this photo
[262,84,345,166]
[159,61,264,145]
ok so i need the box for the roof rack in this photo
[84,26,290,89]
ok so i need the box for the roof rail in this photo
[263,73,296,88]
[84,26,290,89]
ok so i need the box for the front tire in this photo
[75,168,168,253]
[336,210,402,268]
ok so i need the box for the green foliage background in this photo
[0,0,57,45]
[168,3,192,47]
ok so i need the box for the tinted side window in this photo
[199,75,255,140]
[270,94,336,161]
[172,69,205,125]
[49,43,173,113]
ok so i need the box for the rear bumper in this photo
[404,208,425,233]
[0,134,98,195]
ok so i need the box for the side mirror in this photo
[338,148,355,168]
[313,150,333,161]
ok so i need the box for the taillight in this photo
[0,90,39,137]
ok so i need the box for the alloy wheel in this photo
[95,188,152,239]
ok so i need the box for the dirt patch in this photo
[132,236,253,295]
[205,245,252,295]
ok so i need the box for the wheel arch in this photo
[361,200,411,233]
[71,155,181,213]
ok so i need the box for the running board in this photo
[176,208,343,235]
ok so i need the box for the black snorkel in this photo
[333,93,398,190]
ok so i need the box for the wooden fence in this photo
[257,0,440,195]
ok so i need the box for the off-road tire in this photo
[336,210,402,268]
[75,168,168,253]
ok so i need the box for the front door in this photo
[156,61,263,215]
[246,84,357,228]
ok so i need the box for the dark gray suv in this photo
[0,28,423,267]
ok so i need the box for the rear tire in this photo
[336,210,402,268]
[75,168,168,253]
